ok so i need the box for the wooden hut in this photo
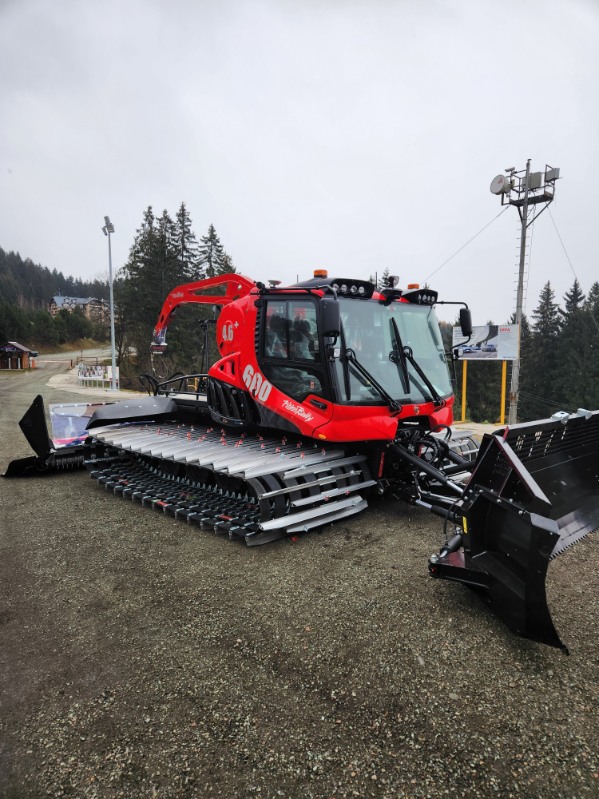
[0,342,38,370]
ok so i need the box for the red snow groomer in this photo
[6,271,599,651]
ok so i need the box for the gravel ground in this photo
[0,363,598,799]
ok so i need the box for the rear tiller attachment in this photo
[3,394,175,477]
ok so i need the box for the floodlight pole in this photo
[491,161,559,424]
[509,159,531,426]
[102,216,118,391]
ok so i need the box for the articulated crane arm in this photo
[151,274,256,352]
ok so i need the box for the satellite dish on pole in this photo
[490,174,511,195]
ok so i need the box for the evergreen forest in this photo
[440,278,599,422]
[2,204,598,423]
[0,246,111,346]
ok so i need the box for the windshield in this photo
[334,298,452,404]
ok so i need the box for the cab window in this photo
[263,300,319,361]
[261,299,327,401]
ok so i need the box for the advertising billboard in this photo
[452,324,519,361]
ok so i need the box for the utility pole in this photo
[490,162,560,424]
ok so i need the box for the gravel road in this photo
[0,362,597,798]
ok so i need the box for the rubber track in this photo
[86,421,374,545]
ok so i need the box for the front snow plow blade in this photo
[430,410,599,651]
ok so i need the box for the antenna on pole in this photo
[490,161,560,424]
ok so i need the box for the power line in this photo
[424,206,510,283]
[548,207,599,336]
[548,207,578,281]
[519,389,570,411]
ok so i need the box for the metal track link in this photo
[86,421,375,544]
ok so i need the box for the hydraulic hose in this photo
[389,443,464,496]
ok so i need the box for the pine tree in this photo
[220,252,236,275]
[553,279,587,411]
[117,206,168,372]
[174,202,201,281]
[521,281,563,418]
[156,209,183,292]
[367,269,391,290]
[198,224,235,278]
[379,268,391,290]
[122,206,158,293]
[562,278,586,315]
[582,282,599,409]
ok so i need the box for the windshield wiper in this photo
[343,348,402,414]
[389,317,411,394]
[402,347,445,406]
[390,317,445,407]
[336,326,352,400]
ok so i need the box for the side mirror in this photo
[321,298,341,338]
[459,308,472,338]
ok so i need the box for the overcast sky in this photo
[1,0,598,325]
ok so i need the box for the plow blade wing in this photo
[4,395,56,476]
[430,410,599,650]
[17,394,54,459]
